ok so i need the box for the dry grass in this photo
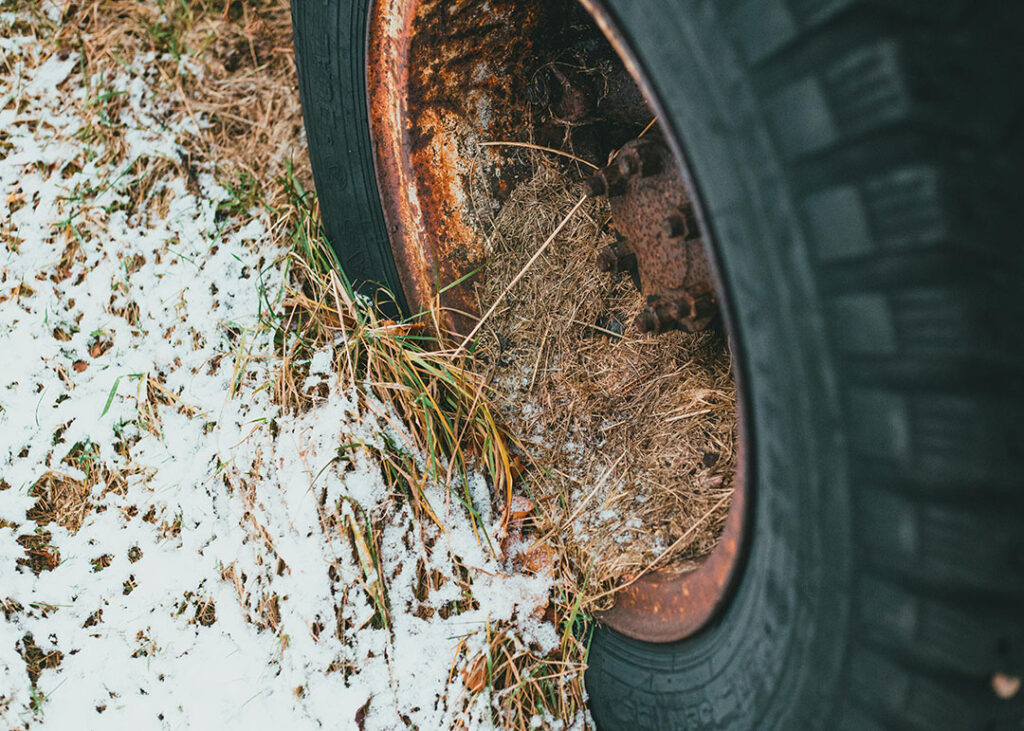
[58,1,594,720]
[17,438,137,575]
[5,0,310,542]
[273,231,590,726]
[471,162,737,611]
[275,249,514,535]
[40,0,309,217]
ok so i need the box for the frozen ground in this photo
[0,8,570,729]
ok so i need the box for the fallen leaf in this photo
[518,540,555,575]
[509,495,533,520]
[509,454,527,482]
[701,474,724,490]
[462,653,488,693]
[355,697,372,729]
[89,341,108,358]
[499,520,522,560]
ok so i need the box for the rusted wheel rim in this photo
[367,0,751,644]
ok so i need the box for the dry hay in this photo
[49,0,309,212]
[473,161,737,608]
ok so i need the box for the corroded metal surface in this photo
[368,0,564,332]
[367,0,746,644]
[368,0,656,334]
[588,136,718,333]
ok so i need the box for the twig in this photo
[665,408,711,424]
[480,141,598,169]
[638,116,659,138]
[528,318,552,393]
[329,270,354,382]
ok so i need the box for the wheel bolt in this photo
[662,206,698,240]
[586,167,627,198]
[584,174,607,198]
[635,306,662,333]
[663,213,685,238]
[597,243,637,273]
[614,140,665,179]
[617,152,640,177]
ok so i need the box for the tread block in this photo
[847,387,911,462]
[858,575,1022,675]
[834,704,890,731]
[766,76,838,159]
[726,0,967,66]
[727,0,799,65]
[849,388,1021,486]
[828,293,898,355]
[801,184,874,261]
[823,41,908,140]
[801,163,969,266]
[863,165,949,251]
[766,40,910,160]
[847,646,980,729]
[856,486,1024,595]
[826,287,1021,378]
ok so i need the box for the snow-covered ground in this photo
[0,8,569,729]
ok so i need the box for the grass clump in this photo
[272,191,514,539]
[268,187,590,728]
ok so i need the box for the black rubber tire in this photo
[291,1,1024,728]
[290,1,407,313]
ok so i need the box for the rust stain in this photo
[368,0,558,333]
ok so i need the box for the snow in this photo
[0,13,562,729]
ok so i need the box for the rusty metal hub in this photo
[588,136,718,334]
[367,0,746,645]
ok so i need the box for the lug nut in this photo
[635,307,660,334]
[585,167,627,198]
[617,152,640,177]
[597,242,637,273]
[662,213,685,238]
[615,140,666,179]
[635,297,703,334]
[640,293,717,334]
[662,206,698,240]
[584,174,607,198]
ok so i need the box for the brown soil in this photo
[473,162,737,605]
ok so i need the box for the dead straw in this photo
[456,195,587,354]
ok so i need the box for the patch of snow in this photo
[0,14,563,730]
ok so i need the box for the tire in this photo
[290,1,407,313]
[291,1,1024,728]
